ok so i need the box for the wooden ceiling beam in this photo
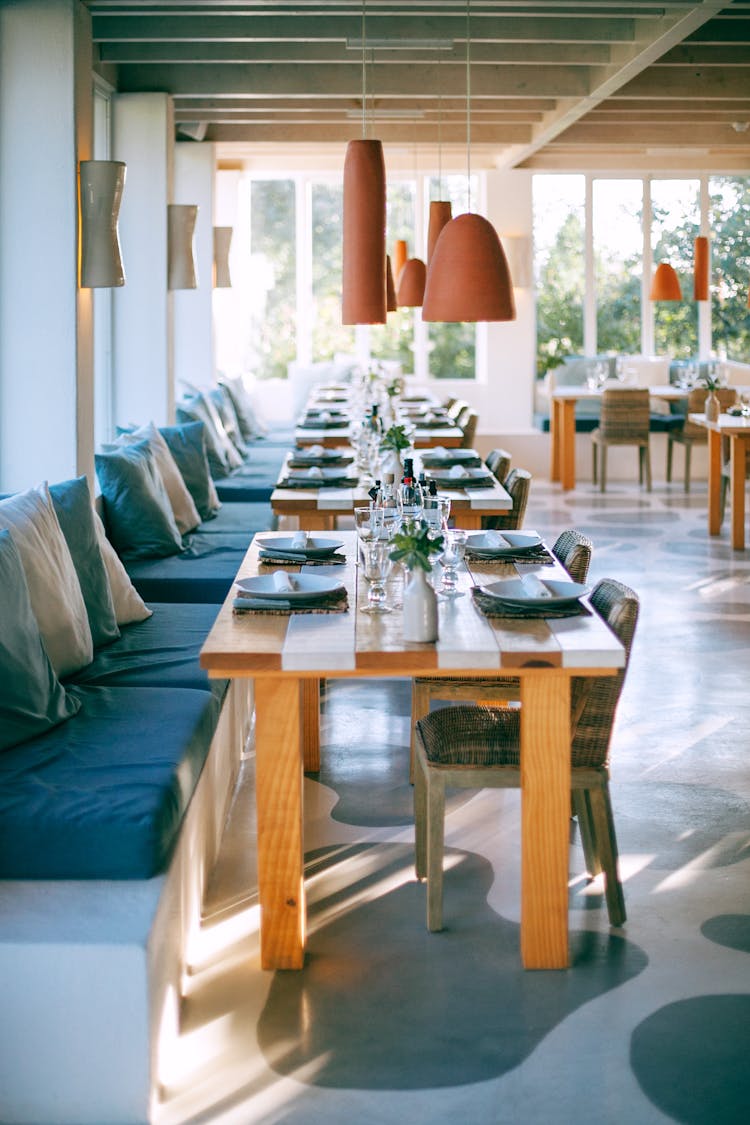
[203,122,531,143]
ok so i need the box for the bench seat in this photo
[124,526,269,603]
[195,501,276,535]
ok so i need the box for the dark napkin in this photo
[427,474,497,490]
[288,455,354,469]
[278,476,359,489]
[465,545,555,565]
[258,550,346,565]
[471,587,591,620]
[298,419,350,430]
[421,454,483,469]
[232,588,349,615]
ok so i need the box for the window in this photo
[710,176,750,363]
[247,179,296,380]
[594,179,642,355]
[371,179,415,371]
[311,181,354,361]
[533,174,585,374]
[651,178,699,360]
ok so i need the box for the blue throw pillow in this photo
[0,529,80,751]
[95,440,184,560]
[160,421,221,521]
[176,395,233,478]
[49,476,120,648]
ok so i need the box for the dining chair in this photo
[591,388,651,492]
[447,399,469,422]
[460,411,478,448]
[413,577,639,932]
[453,404,472,431]
[666,387,737,492]
[408,529,593,778]
[481,467,531,530]
[485,448,512,481]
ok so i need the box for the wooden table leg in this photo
[458,513,482,530]
[519,674,571,969]
[299,513,336,531]
[302,678,321,772]
[550,399,561,482]
[730,435,746,551]
[254,677,306,969]
[557,400,577,491]
[707,429,722,536]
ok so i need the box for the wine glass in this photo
[437,529,467,599]
[360,541,392,614]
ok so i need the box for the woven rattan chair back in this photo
[598,388,650,440]
[485,448,512,481]
[551,529,592,585]
[481,467,531,530]
[460,411,478,448]
[447,399,469,421]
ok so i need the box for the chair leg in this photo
[588,784,626,927]
[600,445,607,492]
[425,768,446,931]
[684,443,692,493]
[666,437,673,483]
[414,750,427,881]
[720,475,728,526]
[592,441,598,485]
[572,789,601,877]
[640,445,652,492]
[410,680,431,784]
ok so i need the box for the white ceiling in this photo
[86,1,750,171]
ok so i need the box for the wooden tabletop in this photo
[199,532,624,679]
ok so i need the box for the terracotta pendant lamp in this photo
[386,255,398,312]
[392,239,408,283]
[79,160,126,288]
[422,1,515,323]
[693,235,709,301]
[397,257,427,307]
[650,261,682,301]
[341,3,387,325]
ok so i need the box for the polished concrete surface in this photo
[158,478,750,1125]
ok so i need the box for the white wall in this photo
[173,142,216,392]
[0,0,94,491]
[112,94,174,428]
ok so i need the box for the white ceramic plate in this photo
[466,531,543,555]
[256,536,344,557]
[236,574,345,600]
[479,577,588,608]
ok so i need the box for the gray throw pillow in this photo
[49,476,120,648]
[159,421,221,521]
[0,529,80,751]
[95,440,184,560]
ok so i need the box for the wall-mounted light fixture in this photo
[213,226,233,288]
[79,160,126,288]
[168,204,198,290]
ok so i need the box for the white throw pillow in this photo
[92,509,153,625]
[115,422,201,534]
[0,484,93,676]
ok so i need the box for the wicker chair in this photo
[484,448,512,481]
[666,387,737,492]
[481,467,531,531]
[591,388,651,492]
[414,577,639,932]
[460,410,478,448]
[447,399,469,422]
[408,530,593,777]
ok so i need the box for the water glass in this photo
[438,529,467,599]
[354,505,379,549]
[361,541,392,614]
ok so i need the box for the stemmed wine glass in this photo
[437,528,467,599]
[360,541,392,614]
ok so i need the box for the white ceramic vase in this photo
[381,448,403,479]
[403,566,439,643]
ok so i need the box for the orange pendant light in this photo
[693,236,710,301]
[427,201,452,266]
[386,255,398,312]
[342,138,387,324]
[397,257,427,307]
[650,261,682,301]
[422,214,515,322]
[393,238,408,283]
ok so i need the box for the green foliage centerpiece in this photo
[389,520,444,573]
[379,423,411,454]
[390,520,443,642]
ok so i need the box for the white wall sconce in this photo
[168,204,198,289]
[501,236,532,290]
[213,226,233,288]
[79,160,126,288]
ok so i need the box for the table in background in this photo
[295,424,464,449]
[690,412,750,549]
[271,452,512,530]
[200,531,624,972]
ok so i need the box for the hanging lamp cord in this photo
[362,2,367,139]
[466,0,471,212]
[437,54,443,199]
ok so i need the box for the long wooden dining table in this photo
[199,531,625,973]
[690,411,750,549]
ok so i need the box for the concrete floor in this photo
[157,477,750,1125]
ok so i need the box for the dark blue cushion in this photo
[67,603,227,703]
[195,502,276,536]
[95,441,184,560]
[0,685,220,879]
[49,476,120,647]
[176,396,232,478]
[214,475,274,503]
[0,530,81,752]
[124,533,251,602]
[160,421,221,522]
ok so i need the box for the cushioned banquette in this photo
[0,382,279,1123]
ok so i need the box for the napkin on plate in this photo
[306,466,323,479]
[291,530,308,549]
[272,571,295,593]
[449,465,469,479]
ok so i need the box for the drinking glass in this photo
[354,505,380,554]
[438,529,467,599]
[360,541,392,613]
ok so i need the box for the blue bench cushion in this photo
[214,475,275,503]
[196,502,276,536]
[534,412,684,434]
[124,533,250,603]
[0,685,220,879]
[68,603,227,703]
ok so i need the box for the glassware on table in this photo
[360,540,392,613]
[354,505,380,549]
[437,528,467,599]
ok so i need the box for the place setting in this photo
[420,447,483,469]
[256,531,346,565]
[424,464,498,489]
[233,568,349,615]
[278,465,360,489]
[471,572,591,620]
[464,530,555,564]
[287,445,355,469]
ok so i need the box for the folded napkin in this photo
[272,570,295,593]
[464,541,555,564]
[291,530,307,549]
[431,475,495,490]
[471,587,590,619]
[306,466,324,479]
[308,444,325,456]
[232,588,349,615]
[259,550,346,566]
[422,453,482,468]
[279,476,358,489]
